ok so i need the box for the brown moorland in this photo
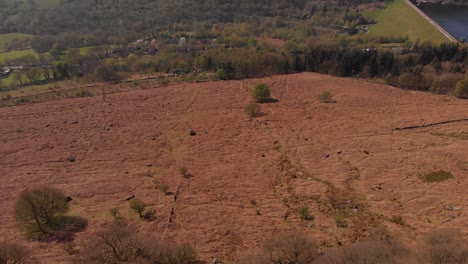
[0,73,467,262]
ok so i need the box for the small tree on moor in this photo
[14,186,69,239]
[129,199,146,219]
[252,83,271,103]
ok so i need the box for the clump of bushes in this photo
[422,170,454,183]
[179,167,189,178]
[252,83,271,103]
[80,225,198,264]
[454,78,468,98]
[422,228,468,264]
[129,199,146,218]
[0,243,33,264]
[129,199,155,221]
[318,91,335,103]
[318,236,410,264]
[239,231,319,264]
[245,103,261,118]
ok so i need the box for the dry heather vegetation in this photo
[0,73,467,263]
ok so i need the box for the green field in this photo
[367,0,449,43]
[0,49,39,62]
[0,33,32,52]
[0,74,15,87]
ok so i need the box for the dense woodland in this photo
[0,0,467,98]
[0,0,382,35]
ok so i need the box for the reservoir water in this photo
[415,2,468,41]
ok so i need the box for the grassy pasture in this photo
[0,33,31,52]
[366,0,449,43]
[0,49,38,62]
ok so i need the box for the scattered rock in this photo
[324,153,330,158]
[261,154,265,157]
[125,195,135,201]
[444,206,461,211]
[71,121,79,125]
[16,129,23,133]
[67,156,76,162]
[65,196,73,203]
[44,124,50,128]
[178,137,184,142]
[147,163,153,167]
[189,130,197,136]
[337,150,342,154]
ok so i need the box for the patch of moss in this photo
[422,170,453,183]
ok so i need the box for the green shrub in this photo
[179,167,188,178]
[129,199,146,218]
[298,206,314,221]
[454,78,468,98]
[245,103,261,118]
[252,83,271,103]
[430,77,461,95]
[422,171,454,183]
[215,69,224,80]
[318,91,335,103]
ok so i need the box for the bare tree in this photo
[14,186,69,239]
[80,224,198,264]
[264,231,318,264]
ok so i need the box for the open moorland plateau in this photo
[0,73,467,262]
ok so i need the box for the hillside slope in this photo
[0,73,467,262]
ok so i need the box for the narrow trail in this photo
[393,118,468,131]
